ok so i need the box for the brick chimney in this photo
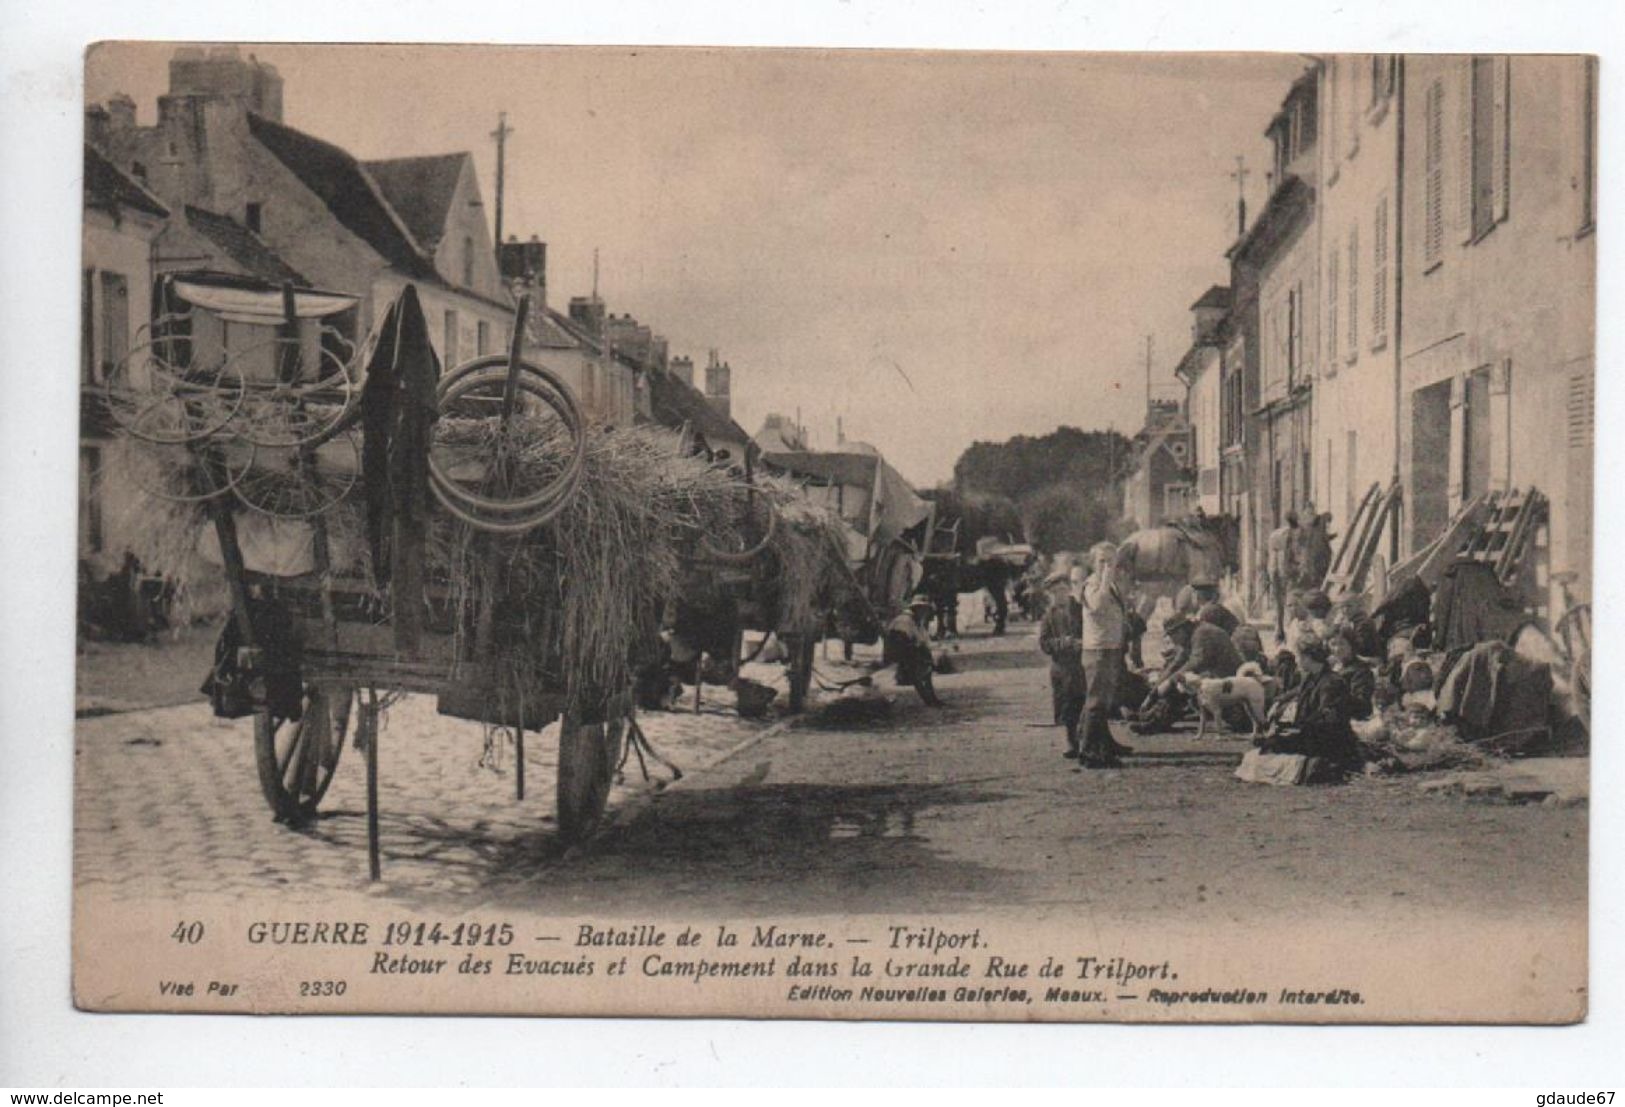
[84,104,110,151]
[670,355,694,388]
[105,94,136,138]
[567,295,606,339]
[167,45,283,122]
[704,350,732,420]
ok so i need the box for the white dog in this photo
[1179,669,1271,739]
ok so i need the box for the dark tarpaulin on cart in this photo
[359,284,441,654]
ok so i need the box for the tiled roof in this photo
[761,450,878,489]
[84,145,168,219]
[248,114,513,314]
[247,112,436,280]
[1191,284,1232,311]
[645,368,751,451]
[1226,174,1312,267]
[183,206,307,285]
[527,306,585,350]
[362,154,468,251]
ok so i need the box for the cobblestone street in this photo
[73,643,816,905]
[74,623,1586,927]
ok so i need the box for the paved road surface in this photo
[75,624,1585,926]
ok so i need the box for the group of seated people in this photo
[1120,588,1380,775]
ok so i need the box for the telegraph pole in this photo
[1144,334,1153,415]
[490,112,514,255]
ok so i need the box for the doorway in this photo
[1411,380,1452,550]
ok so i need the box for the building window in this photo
[1346,58,1361,157]
[1346,224,1359,359]
[1345,430,1359,526]
[1164,483,1192,520]
[443,309,459,365]
[1301,444,1313,516]
[476,320,490,356]
[80,446,104,553]
[1371,195,1389,348]
[1581,57,1597,232]
[1326,245,1339,364]
[245,202,263,234]
[1424,78,1445,268]
[1326,58,1340,169]
[1464,366,1493,501]
[462,235,475,288]
[98,271,129,383]
[81,268,95,384]
[1285,283,1303,387]
[1468,55,1511,241]
[1369,55,1396,107]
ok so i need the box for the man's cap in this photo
[907,595,935,611]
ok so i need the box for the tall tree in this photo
[952,426,1129,506]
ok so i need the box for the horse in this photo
[1115,514,1241,622]
[914,553,1034,638]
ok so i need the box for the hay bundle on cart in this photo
[107,277,771,875]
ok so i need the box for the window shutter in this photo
[1346,223,1359,356]
[1293,280,1304,379]
[1583,58,1598,229]
[1424,80,1444,266]
[1372,196,1388,344]
[1458,60,1475,243]
[81,268,96,384]
[1348,57,1361,155]
[1568,361,1593,451]
[1327,58,1339,162]
[1491,56,1511,223]
[1326,245,1339,363]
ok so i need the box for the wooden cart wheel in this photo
[785,635,815,714]
[555,705,629,844]
[255,683,353,823]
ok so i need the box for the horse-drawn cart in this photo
[667,474,878,715]
[109,277,638,878]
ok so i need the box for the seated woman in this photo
[1258,636,1361,776]
[1328,629,1376,720]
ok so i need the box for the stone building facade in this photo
[1398,55,1597,609]
[90,46,514,371]
[1314,54,1402,545]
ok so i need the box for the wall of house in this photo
[1250,208,1319,575]
[371,273,515,374]
[113,94,519,367]
[529,345,637,427]
[1399,55,1596,608]
[429,161,509,305]
[1315,55,1402,547]
[80,206,162,573]
[1187,345,1223,513]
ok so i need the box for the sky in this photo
[86,44,1307,486]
